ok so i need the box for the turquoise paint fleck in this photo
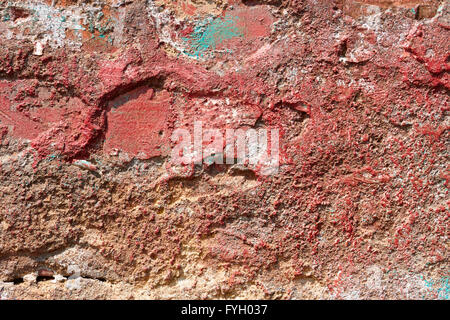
[436,277,449,300]
[422,275,449,300]
[182,14,242,59]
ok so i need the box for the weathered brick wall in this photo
[0,0,448,299]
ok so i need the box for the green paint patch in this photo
[182,14,242,59]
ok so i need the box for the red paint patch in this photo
[104,88,172,159]
[31,97,103,159]
[233,6,274,39]
[0,97,42,140]
[98,59,128,90]
[181,0,197,16]
[0,81,42,140]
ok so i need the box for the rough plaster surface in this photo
[0,0,448,299]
